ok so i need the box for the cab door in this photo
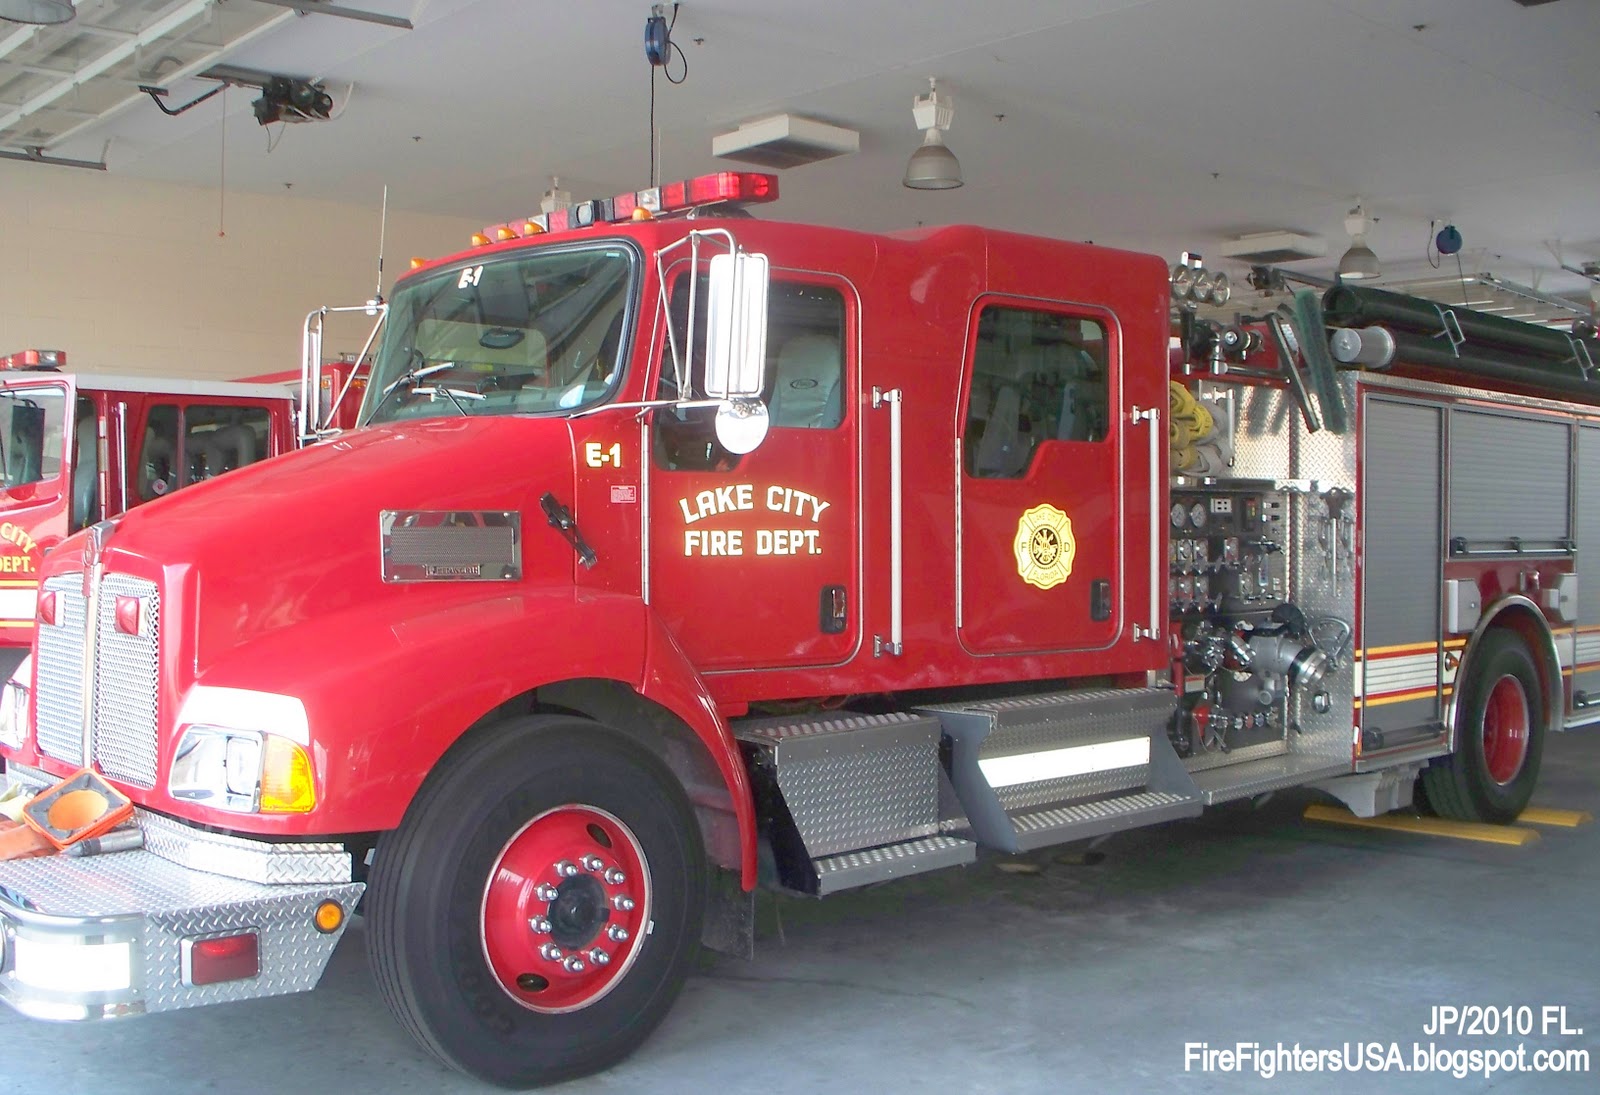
[0,377,73,648]
[958,298,1124,654]
[647,274,859,673]
[130,397,278,504]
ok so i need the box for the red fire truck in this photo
[239,354,371,438]
[0,350,296,677]
[1,173,1596,1088]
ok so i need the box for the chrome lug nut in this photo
[603,867,627,885]
[562,956,586,974]
[588,948,611,966]
[534,883,559,902]
[539,943,564,962]
[580,854,604,872]
[607,924,629,942]
[555,860,579,878]
[612,895,635,912]
[528,916,552,934]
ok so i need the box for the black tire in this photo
[367,715,706,1088]
[1421,630,1546,824]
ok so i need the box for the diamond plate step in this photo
[1010,791,1202,851]
[1189,754,1354,805]
[920,687,1201,853]
[813,835,977,895]
[735,711,953,895]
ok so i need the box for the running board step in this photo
[734,711,974,896]
[1011,790,1200,851]
[813,835,976,896]
[1189,754,1354,805]
[919,687,1202,853]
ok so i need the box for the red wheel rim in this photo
[1481,675,1531,785]
[481,805,652,1013]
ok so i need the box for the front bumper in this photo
[0,852,362,1021]
[0,771,362,1021]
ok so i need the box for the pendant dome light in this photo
[903,77,963,190]
[0,0,75,24]
[1337,202,1381,281]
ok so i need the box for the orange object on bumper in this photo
[21,769,135,849]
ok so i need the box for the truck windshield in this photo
[364,245,635,425]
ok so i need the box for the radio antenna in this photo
[371,184,388,308]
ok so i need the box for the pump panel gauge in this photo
[1171,502,1188,529]
[1189,502,1208,529]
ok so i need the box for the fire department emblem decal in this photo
[1014,504,1075,590]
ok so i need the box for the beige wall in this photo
[1,162,485,379]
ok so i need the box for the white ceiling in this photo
[6,0,1600,297]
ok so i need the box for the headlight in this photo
[0,654,31,750]
[169,727,316,813]
[169,686,317,813]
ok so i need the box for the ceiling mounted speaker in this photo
[712,115,859,170]
[1217,231,1327,264]
[0,0,75,23]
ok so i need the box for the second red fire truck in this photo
[0,172,1596,1087]
[0,350,296,677]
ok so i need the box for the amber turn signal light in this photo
[314,900,345,934]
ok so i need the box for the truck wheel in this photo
[367,715,705,1088]
[1421,630,1545,824]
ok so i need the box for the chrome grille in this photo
[31,571,161,789]
[94,573,160,787]
[34,573,87,766]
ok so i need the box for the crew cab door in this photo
[0,377,73,639]
[127,396,281,505]
[647,273,860,672]
[957,298,1124,654]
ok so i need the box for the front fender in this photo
[170,587,756,883]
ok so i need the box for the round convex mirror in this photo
[714,398,769,455]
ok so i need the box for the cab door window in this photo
[0,386,67,488]
[964,307,1109,478]
[653,278,846,470]
[140,403,273,501]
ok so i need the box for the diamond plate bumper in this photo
[0,849,362,1021]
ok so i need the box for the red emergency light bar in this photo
[472,171,778,248]
[1,349,66,370]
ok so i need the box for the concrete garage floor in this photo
[5,734,1596,1094]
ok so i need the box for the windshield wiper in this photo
[413,385,484,417]
[367,360,455,421]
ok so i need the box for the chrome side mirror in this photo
[703,251,769,400]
